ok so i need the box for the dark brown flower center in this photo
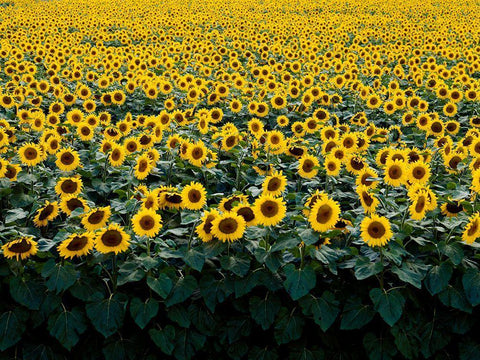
[388,165,402,179]
[267,178,281,191]
[24,147,38,160]
[88,210,105,224]
[188,189,202,203]
[218,218,238,234]
[61,180,78,194]
[60,152,75,165]
[8,238,32,253]
[316,204,333,224]
[39,205,54,221]
[260,200,279,217]
[368,221,386,238]
[101,230,123,247]
[139,215,155,230]
[66,236,88,251]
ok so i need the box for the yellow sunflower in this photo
[134,153,154,180]
[55,176,83,197]
[18,142,43,166]
[181,182,207,210]
[232,203,257,226]
[57,232,95,259]
[59,195,89,216]
[196,209,220,242]
[109,144,126,167]
[55,147,81,172]
[262,170,287,197]
[462,213,480,244]
[95,224,130,254]
[384,159,406,187]
[298,154,319,179]
[308,197,341,233]
[33,200,59,227]
[132,208,162,238]
[81,206,111,231]
[2,236,38,260]
[360,215,393,247]
[253,194,287,226]
[211,212,246,242]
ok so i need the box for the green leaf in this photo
[438,285,472,313]
[249,294,281,330]
[167,304,191,328]
[391,261,429,289]
[10,277,45,310]
[0,310,26,351]
[363,333,397,360]
[274,307,305,345]
[340,298,375,330]
[149,325,175,355]
[165,275,198,307]
[129,297,159,329]
[183,248,205,272]
[354,257,383,280]
[147,274,173,299]
[462,268,480,306]
[283,264,316,301]
[47,307,87,350]
[438,241,464,265]
[86,294,126,338]
[391,322,420,359]
[5,208,28,224]
[298,291,339,331]
[369,288,405,326]
[220,255,250,277]
[173,328,206,360]
[298,228,318,246]
[271,234,300,252]
[424,262,453,296]
[249,346,279,360]
[41,260,78,294]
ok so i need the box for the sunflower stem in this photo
[379,247,385,292]
[299,244,305,269]
[112,254,118,293]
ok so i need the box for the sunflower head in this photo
[95,224,131,254]
[2,236,38,260]
[58,232,95,259]
[360,215,393,247]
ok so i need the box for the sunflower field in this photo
[1,0,480,358]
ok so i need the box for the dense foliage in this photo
[1,0,480,358]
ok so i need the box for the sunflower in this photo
[407,161,431,185]
[409,191,429,220]
[55,176,83,197]
[57,232,95,259]
[4,163,21,181]
[187,141,207,167]
[109,144,126,167]
[357,185,379,214]
[134,153,154,180]
[303,190,328,217]
[462,213,480,244]
[298,154,319,179]
[196,209,220,242]
[159,191,183,210]
[325,156,341,176]
[441,201,464,218]
[18,142,43,166]
[211,212,246,242]
[356,167,378,189]
[56,147,81,172]
[95,224,130,254]
[253,194,287,226]
[132,208,162,238]
[232,202,257,226]
[81,206,111,231]
[181,182,207,210]
[60,195,89,216]
[308,197,341,233]
[2,236,38,260]
[384,159,406,187]
[360,215,393,247]
[262,170,287,197]
[219,194,249,212]
[33,200,59,227]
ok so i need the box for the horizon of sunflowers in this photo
[1,0,480,357]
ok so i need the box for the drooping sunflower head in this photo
[219,194,249,213]
[2,236,38,260]
[60,195,89,216]
[57,232,95,259]
[33,200,59,227]
[81,206,111,231]
[196,209,220,242]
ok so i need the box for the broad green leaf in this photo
[183,248,205,272]
[438,285,472,313]
[129,297,159,329]
[173,328,206,360]
[5,208,28,224]
[462,268,480,306]
[340,298,375,330]
[369,288,405,326]
[147,274,173,299]
[10,277,45,310]
[149,325,175,355]
[220,255,250,277]
[47,307,87,350]
[165,275,198,307]
[424,262,453,296]
[249,294,281,330]
[298,291,339,331]
[283,264,316,301]
[0,310,26,351]
[41,260,78,294]
[274,307,305,345]
[391,261,429,289]
[354,258,383,280]
[86,294,126,338]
